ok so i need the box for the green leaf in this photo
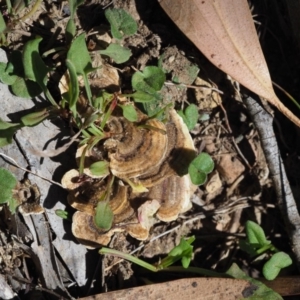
[105,8,137,39]
[239,239,258,257]
[132,66,166,95]
[0,168,17,205]
[23,37,49,88]
[0,127,19,147]
[0,11,6,33]
[179,104,199,130]
[0,51,42,99]
[66,19,76,43]
[94,201,114,231]
[188,152,214,185]
[188,167,207,185]
[99,43,132,64]
[0,119,21,147]
[7,197,18,214]
[67,33,94,74]
[67,33,95,103]
[246,221,271,249]
[126,91,160,103]
[0,118,20,130]
[119,104,138,122]
[55,209,70,220]
[11,76,42,98]
[20,108,50,126]
[0,62,17,85]
[262,252,292,280]
[160,236,195,269]
[226,263,283,299]
[89,161,110,177]
[65,59,79,115]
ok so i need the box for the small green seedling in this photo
[0,168,18,214]
[89,161,110,177]
[100,236,282,299]
[178,104,199,130]
[130,66,166,103]
[240,221,293,280]
[104,8,137,40]
[158,236,195,269]
[99,43,132,64]
[119,103,138,122]
[188,152,214,185]
[100,236,195,272]
[55,209,71,221]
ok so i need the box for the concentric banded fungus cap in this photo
[62,109,199,247]
[148,174,196,222]
[62,169,106,215]
[62,169,134,220]
[72,211,124,248]
[105,115,168,179]
[138,109,197,187]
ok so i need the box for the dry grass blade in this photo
[158,0,300,127]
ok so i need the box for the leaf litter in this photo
[0,0,299,299]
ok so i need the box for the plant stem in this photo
[99,247,157,272]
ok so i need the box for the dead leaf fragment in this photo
[159,0,300,127]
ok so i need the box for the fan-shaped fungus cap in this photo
[105,116,168,179]
[72,211,124,248]
[138,109,197,187]
[148,174,196,222]
[62,109,199,247]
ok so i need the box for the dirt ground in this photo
[0,0,300,299]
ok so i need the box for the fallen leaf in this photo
[159,0,300,127]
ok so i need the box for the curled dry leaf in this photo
[159,0,300,127]
[62,109,197,247]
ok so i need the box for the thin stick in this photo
[243,93,300,271]
[0,153,63,188]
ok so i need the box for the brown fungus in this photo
[62,109,198,247]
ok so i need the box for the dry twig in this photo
[243,93,300,271]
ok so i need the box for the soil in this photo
[0,0,300,299]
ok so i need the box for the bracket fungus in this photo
[62,109,197,247]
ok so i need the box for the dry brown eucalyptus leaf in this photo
[159,0,300,127]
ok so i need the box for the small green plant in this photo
[100,236,195,271]
[178,104,199,130]
[240,220,293,280]
[188,152,214,185]
[100,237,282,299]
[99,43,132,64]
[0,167,18,213]
[127,66,166,104]
[104,8,137,40]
